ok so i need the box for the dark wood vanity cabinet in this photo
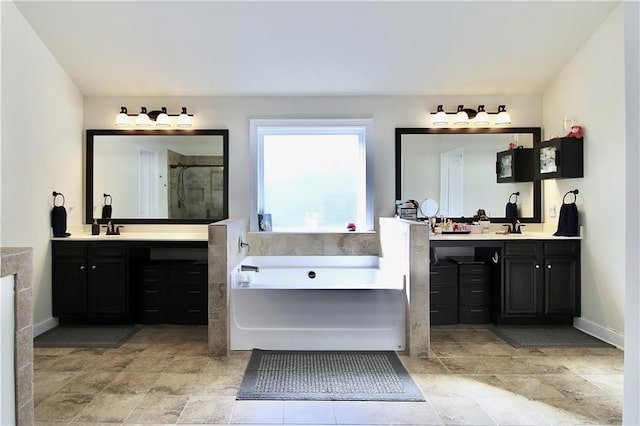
[168,262,208,324]
[136,262,169,324]
[53,240,208,325]
[500,240,580,324]
[458,262,491,323]
[52,241,128,321]
[496,148,534,183]
[429,260,459,325]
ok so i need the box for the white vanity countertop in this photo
[430,232,581,241]
[52,232,208,242]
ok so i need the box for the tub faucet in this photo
[240,265,259,272]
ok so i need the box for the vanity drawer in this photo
[91,243,126,258]
[430,305,458,325]
[53,242,88,258]
[169,284,207,305]
[544,241,579,256]
[170,263,207,285]
[430,287,458,305]
[137,287,167,307]
[459,306,491,324]
[169,305,207,325]
[138,306,169,324]
[505,242,541,257]
[459,286,491,305]
[459,274,489,286]
[459,264,489,276]
[430,261,458,287]
[139,263,168,281]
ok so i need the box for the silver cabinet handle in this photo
[188,290,201,294]
[187,309,202,313]
[145,290,158,294]
[535,264,540,269]
[470,290,484,293]
[80,265,85,270]
[548,264,552,269]
[430,290,439,294]
[91,265,97,270]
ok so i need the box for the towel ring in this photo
[563,189,579,204]
[52,191,65,207]
[103,193,112,206]
[508,192,520,204]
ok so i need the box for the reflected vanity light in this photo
[430,104,511,127]
[114,106,194,128]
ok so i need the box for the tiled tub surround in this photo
[0,247,34,426]
[208,218,430,358]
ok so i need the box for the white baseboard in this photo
[33,317,58,337]
[574,317,625,349]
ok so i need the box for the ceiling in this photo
[15,1,619,97]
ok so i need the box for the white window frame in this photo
[250,118,374,232]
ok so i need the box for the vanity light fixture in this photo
[177,107,192,128]
[114,106,194,128]
[453,105,470,125]
[135,107,152,127]
[430,104,511,127]
[155,107,171,127]
[495,105,511,125]
[473,105,490,125]
[115,107,131,127]
[432,105,449,126]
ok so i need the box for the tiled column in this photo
[1,247,34,426]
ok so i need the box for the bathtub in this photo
[229,256,406,351]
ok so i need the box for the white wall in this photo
[623,1,640,423]
[542,4,625,346]
[1,1,84,329]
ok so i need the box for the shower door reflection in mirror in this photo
[87,130,228,224]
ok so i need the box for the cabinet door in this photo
[52,258,87,316]
[87,257,127,316]
[544,257,578,315]
[503,258,543,316]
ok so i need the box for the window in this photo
[250,119,373,232]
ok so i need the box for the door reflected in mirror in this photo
[86,130,229,224]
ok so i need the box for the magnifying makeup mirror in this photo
[420,198,439,217]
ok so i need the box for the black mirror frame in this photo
[85,129,229,224]
[395,127,542,223]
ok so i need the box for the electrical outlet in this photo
[67,202,75,217]
[549,204,557,218]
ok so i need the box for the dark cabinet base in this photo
[53,240,208,326]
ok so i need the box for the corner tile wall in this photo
[247,232,379,256]
[208,218,248,356]
[379,218,430,358]
[1,248,34,425]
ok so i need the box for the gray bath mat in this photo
[34,325,141,348]
[489,326,613,348]
[237,350,425,401]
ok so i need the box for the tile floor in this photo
[33,324,624,425]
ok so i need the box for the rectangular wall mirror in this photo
[86,129,229,224]
[395,127,542,223]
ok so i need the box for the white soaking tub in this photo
[229,256,406,351]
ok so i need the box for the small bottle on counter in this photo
[91,218,100,235]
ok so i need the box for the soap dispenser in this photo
[91,218,100,235]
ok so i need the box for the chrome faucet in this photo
[240,265,259,272]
